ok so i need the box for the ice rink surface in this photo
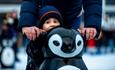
[83,53,115,70]
[1,49,115,70]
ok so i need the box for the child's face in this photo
[42,18,60,31]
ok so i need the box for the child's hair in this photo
[38,5,63,28]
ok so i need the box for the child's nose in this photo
[50,22,56,26]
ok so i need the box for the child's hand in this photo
[78,28,97,40]
[22,26,45,40]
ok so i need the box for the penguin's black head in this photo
[47,27,84,58]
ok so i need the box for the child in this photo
[38,6,63,31]
[26,6,63,70]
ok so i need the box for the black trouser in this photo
[26,56,44,70]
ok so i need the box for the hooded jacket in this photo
[18,0,102,38]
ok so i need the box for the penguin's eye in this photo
[53,40,60,46]
[48,34,62,48]
[75,34,83,47]
[77,40,81,46]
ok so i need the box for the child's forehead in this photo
[46,18,59,21]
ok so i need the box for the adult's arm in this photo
[83,0,102,39]
[18,0,38,31]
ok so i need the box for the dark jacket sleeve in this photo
[26,32,47,59]
[18,0,39,31]
[83,0,102,38]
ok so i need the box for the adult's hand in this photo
[22,26,45,40]
[78,28,97,40]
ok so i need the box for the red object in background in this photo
[87,39,96,48]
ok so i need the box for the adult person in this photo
[18,0,102,41]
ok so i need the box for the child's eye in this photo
[46,21,50,24]
[54,20,58,23]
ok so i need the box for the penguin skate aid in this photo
[39,27,88,70]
